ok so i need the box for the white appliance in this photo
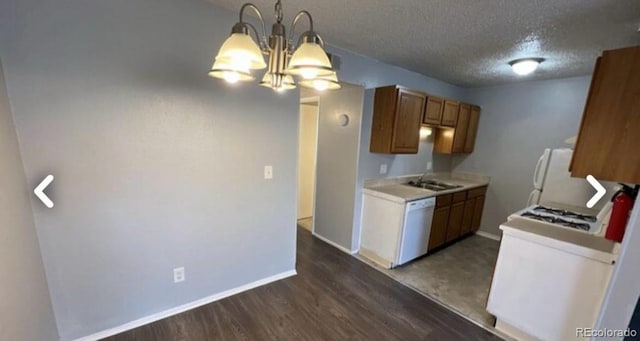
[360,193,435,268]
[528,148,616,209]
[487,218,617,341]
[398,198,435,265]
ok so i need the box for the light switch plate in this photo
[427,161,433,171]
[379,164,388,174]
[264,166,273,179]
[173,267,185,283]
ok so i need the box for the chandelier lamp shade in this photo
[208,1,340,91]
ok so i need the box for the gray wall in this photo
[0,0,467,336]
[0,61,58,341]
[0,0,298,339]
[307,86,365,250]
[453,76,592,235]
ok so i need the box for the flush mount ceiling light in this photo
[209,0,341,92]
[509,58,545,76]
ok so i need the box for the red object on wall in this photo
[606,185,638,243]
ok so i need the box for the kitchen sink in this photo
[405,180,463,191]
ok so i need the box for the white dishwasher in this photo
[398,197,436,265]
[360,193,435,268]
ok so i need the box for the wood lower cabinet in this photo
[428,206,451,250]
[428,186,488,252]
[445,201,465,242]
[423,96,444,125]
[570,46,640,184]
[460,198,475,235]
[472,195,485,231]
[370,86,426,154]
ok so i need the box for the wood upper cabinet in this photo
[370,86,426,154]
[434,103,480,154]
[452,103,471,153]
[464,106,480,153]
[370,85,481,155]
[422,96,444,125]
[570,46,640,184]
[472,195,485,231]
[441,100,460,127]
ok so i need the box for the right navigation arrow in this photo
[586,175,606,209]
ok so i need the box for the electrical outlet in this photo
[173,267,185,283]
[264,165,273,179]
[379,164,388,174]
[427,161,433,171]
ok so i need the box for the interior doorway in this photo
[297,97,319,232]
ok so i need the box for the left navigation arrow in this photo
[34,175,54,208]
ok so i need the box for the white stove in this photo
[509,204,603,233]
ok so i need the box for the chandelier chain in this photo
[275,0,283,23]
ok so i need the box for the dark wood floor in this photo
[105,227,501,340]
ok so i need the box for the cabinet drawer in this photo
[452,191,467,203]
[467,186,487,198]
[436,194,452,207]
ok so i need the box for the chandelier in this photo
[208,0,340,92]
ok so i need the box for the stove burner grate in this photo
[521,212,591,231]
[532,205,597,222]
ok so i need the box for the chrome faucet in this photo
[416,172,428,183]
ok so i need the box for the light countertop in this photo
[500,217,618,264]
[362,172,490,203]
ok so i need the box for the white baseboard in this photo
[312,232,358,254]
[73,269,297,341]
[475,230,502,241]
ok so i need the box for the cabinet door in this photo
[471,195,485,231]
[464,106,480,153]
[370,86,398,153]
[441,100,460,127]
[460,198,475,235]
[570,47,640,183]
[390,89,426,153]
[428,206,450,250]
[422,96,444,125]
[445,201,465,243]
[452,103,471,153]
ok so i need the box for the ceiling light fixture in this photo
[509,58,545,76]
[209,0,341,92]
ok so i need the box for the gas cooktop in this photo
[531,205,597,222]
[521,211,591,231]
[511,204,600,233]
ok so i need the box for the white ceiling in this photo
[208,0,640,87]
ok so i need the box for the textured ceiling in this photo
[207,0,640,87]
